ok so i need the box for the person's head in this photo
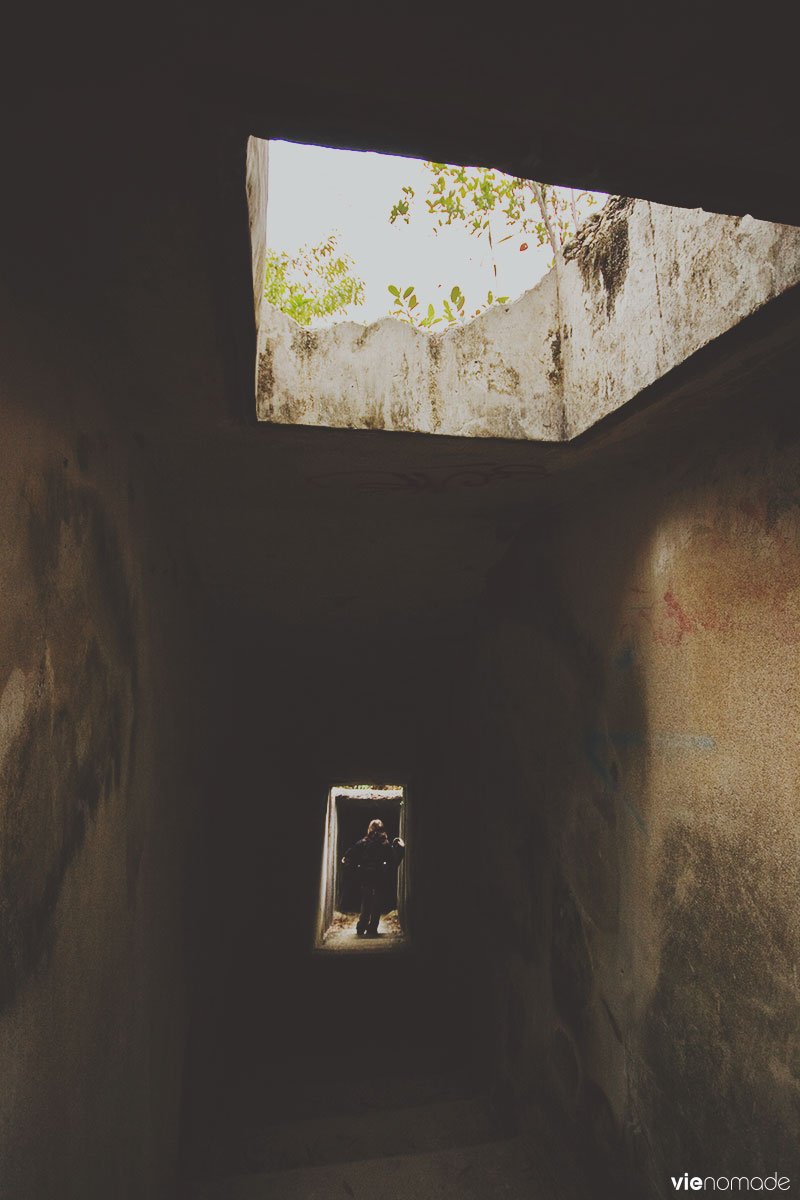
[367,818,387,841]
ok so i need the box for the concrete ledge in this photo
[256,199,800,442]
[560,198,800,437]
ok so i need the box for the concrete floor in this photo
[184,1049,594,1200]
[318,911,409,954]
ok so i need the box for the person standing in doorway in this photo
[341,818,405,936]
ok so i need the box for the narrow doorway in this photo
[316,785,409,951]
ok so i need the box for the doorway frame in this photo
[316,784,409,947]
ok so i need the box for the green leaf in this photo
[388,285,400,297]
[450,286,460,303]
[403,285,414,299]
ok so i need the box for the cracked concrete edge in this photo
[246,138,270,331]
[560,200,800,438]
[254,199,800,442]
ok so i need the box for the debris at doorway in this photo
[318,910,407,953]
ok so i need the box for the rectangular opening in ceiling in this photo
[246,137,800,443]
[254,138,604,330]
[316,784,409,953]
[246,135,613,440]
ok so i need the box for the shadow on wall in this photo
[462,365,800,1194]
[0,467,137,1016]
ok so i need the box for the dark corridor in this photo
[178,308,800,1197]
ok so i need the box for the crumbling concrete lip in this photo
[256,199,800,443]
[258,265,561,441]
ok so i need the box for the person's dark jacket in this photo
[342,832,403,876]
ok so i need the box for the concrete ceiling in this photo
[7,5,798,226]
[156,287,800,643]
[3,5,798,652]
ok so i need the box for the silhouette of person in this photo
[341,818,405,936]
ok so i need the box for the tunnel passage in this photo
[179,284,800,1200]
[179,635,487,1196]
[3,39,800,1197]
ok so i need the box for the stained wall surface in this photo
[0,97,225,1200]
[0,319,214,1200]
[0,16,798,1199]
[446,339,800,1194]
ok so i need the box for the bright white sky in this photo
[266,140,603,326]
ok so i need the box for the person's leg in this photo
[367,883,381,934]
[357,885,370,935]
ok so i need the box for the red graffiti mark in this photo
[657,589,697,645]
[647,588,733,646]
[664,589,696,633]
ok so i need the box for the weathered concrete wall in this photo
[450,378,800,1194]
[256,194,800,440]
[247,137,270,329]
[257,269,564,439]
[560,199,800,435]
[0,105,219,1198]
[0,360,209,1199]
[1,18,798,1198]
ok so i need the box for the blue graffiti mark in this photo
[614,645,635,671]
[654,732,716,751]
[622,794,648,835]
[584,731,713,835]
[586,728,716,762]
[584,728,716,821]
